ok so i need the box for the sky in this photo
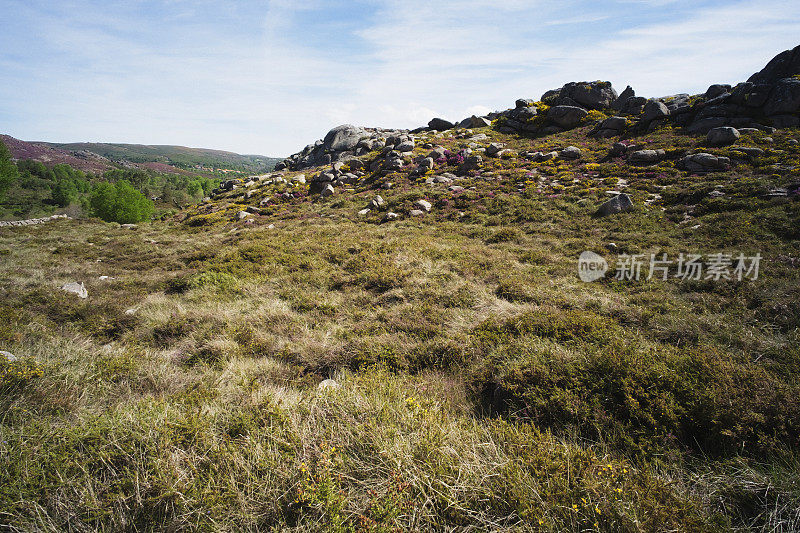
[1,1,799,157]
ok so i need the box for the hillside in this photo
[45,142,281,173]
[2,135,280,176]
[0,134,113,174]
[1,45,799,532]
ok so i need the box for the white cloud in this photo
[1,0,799,156]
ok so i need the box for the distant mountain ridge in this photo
[46,142,281,173]
[1,135,281,175]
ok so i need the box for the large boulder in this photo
[628,149,664,165]
[323,125,364,151]
[706,126,740,146]
[611,86,635,111]
[548,105,588,128]
[762,78,800,116]
[679,153,731,173]
[642,99,670,122]
[428,118,454,131]
[595,194,634,217]
[556,81,618,110]
[747,44,800,84]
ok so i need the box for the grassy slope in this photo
[1,121,799,531]
[46,142,281,172]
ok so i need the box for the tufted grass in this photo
[1,124,799,531]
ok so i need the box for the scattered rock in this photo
[642,99,670,122]
[236,210,251,220]
[317,379,341,391]
[595,194,634,217]
[428,118,454,131]
[707,127,740,146]
[679,153,731,173]
[358,208,371,216]
[396,140,415,152]
[548,105,588,128]
[628,149,664,165]
[469,115,492,128]
[61,282,88,299]
[486,143,505,157]
[320,184,335,197]
[370,195,385,209]
[409,209,425,217]
[560,146,582,159]
[1,350,16,362]
[382,212,400,222]
[414,199,432,212]
[120,224,138,230]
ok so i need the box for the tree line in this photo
[0,140,220,223]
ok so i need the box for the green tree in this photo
[51,180,79,207]
[0,140,19,200]
[89,180,154,223]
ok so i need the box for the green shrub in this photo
[89,180,154,223]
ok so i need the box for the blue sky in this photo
[1,0,799,156]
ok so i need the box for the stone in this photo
[418,157,435,171]
[548,105,588,128]
[762,78,800,116]
[236,210,251,220]
[642,99,670,121]
[320,184,335,197]
[679,153,731,173]
[470,115,492,128]
[707,127,740,146]
[382,212,400,222]
[560,146,582,159]
[358,208,371,216]
[318,379,341,391]
[611,86,635,111]
[516,98,536,108]
[370,195,385,209]
[628,150,662,164]
[705,84,732,99]
[595,193,634,217]
[414,199,432,212]
[486,143,505,157]
[747,44,800,84]
[428,118,454,131]
[120,224,138,230]
[600,116,627,131]
[610,142,628,157]
[731,147,764,157]
[1,350,16,362]
[323,124,364,151]
[396,140,415,152]
[61,282,88,299]
[432,175,452,184]
[557,81,618,110]
[292,174,307,184]
[458,155,483,174]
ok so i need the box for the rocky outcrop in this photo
[543,81,618,110]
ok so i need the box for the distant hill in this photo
[44,142,281,174]
[1,135,281,175]
[0,134,113,173]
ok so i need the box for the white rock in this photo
[1,350,16,362]
[318,379,341,391]
[414,199,432,212]
[61,282,88,299]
